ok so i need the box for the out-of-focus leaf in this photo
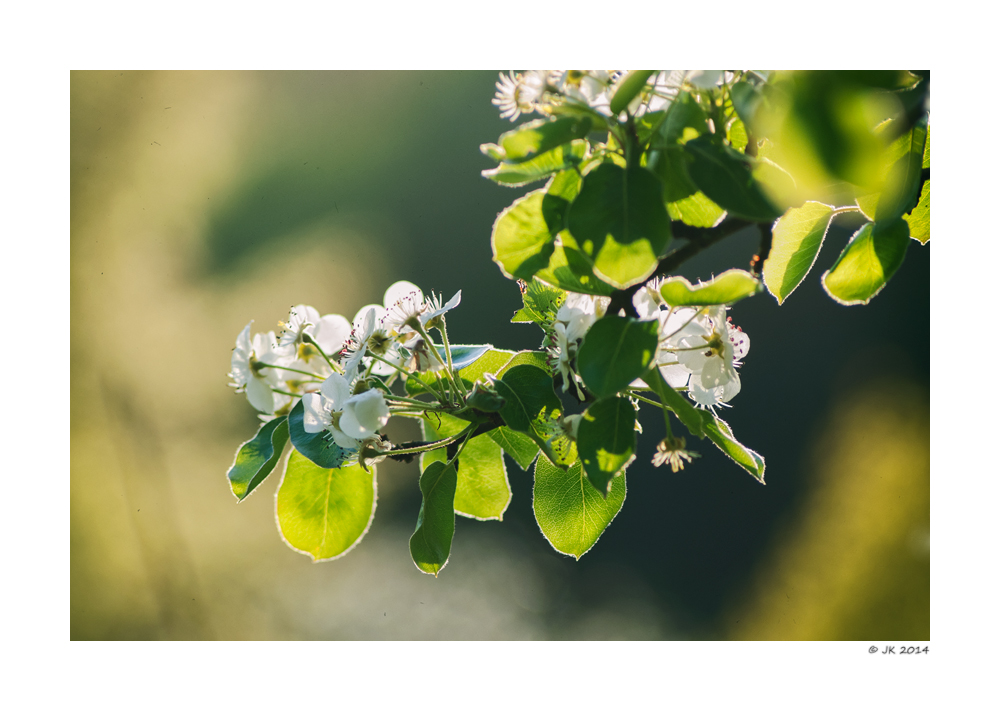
[684,136,782,221]
[610,70,655,115]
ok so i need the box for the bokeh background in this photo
[70,71,929,640]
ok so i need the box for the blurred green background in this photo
[70,71,929,640]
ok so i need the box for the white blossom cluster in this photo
[543,280,749,412]
[492,70,726,122]
[228,280,460,458]
[633,278,750,411]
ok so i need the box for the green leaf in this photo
[762,202,836,304]
[659,269,761,306]
[227,417,289,501]
[499,116,593,163]
[287,399,354,469]
[567,163,672,289]
[409,461,458,576]
[636,110,668,145]
[577,397,636,496]
[872,117,928,222]
[648,145,698,203]
[701,413,765,483]
[422,414,511,521]
[495,350,551,377]
[661,92,708,144]
[494,364,575,469]
[727,118,748,152]
[511,279,565,325]
[534,231,617,296]
[483,140,587,187]
[667,191,727,228]
[904,181,929,244]
[577,316,659,400]
[684,136,782,221]
[610,70,655,115]
[643,370,705,439]
[821,219,910,305]
[730,81,763,126]
[491,189,563,281]
[275,450,376,561]
[533,457,626,560]
[458,348,518,384]
[923,124,930,169]
[487,426,539,470]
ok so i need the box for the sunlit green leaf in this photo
[227,416,289,501]
[577,316,659,400]
[660,92,708,144]
[287,399,353,469]
[499,116,592,163]
[567,163,672,289]
[422,414,511,521]
[660,269,761,306]
[923,124,930,169]
[409,461,458,576]
[763,202,835,304]
[491,189,562,281]
[276,450,376,561]
[667,191,727,228]
[727,118,748,152]
[684,136,782,221]
[533,457,626,560]
[822,219,910,305]
[496,349,551,377]
[904,181,929,244]
[577,397,636,496]
[483,140,587,187]
[866,117,928,222]
[701,413,765,482]
[511,279,565,325]
[534,231,617,296]
[648,145,698,203]
[487,426,539,470]
[494,364,574,468]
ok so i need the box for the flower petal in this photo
[320,372,351,409]
[312,314,352,355]
[340,389,390,440]
[245,375,275,413]
[301,393,329,433]
[383,281,423,309]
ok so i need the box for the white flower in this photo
[672,306,750,410]
[685,70,725,89]
[278,304,352,356]
[421,290,461,330]
[229,321,292,414]
[301,373,390,449]
[492,71,552,121]
[548,293,611,393]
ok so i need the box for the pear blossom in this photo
[547,292,610,393]
[492,71,552,121]
[301,372,390,450]
[229,322,293,414]
[672,306,750,410]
